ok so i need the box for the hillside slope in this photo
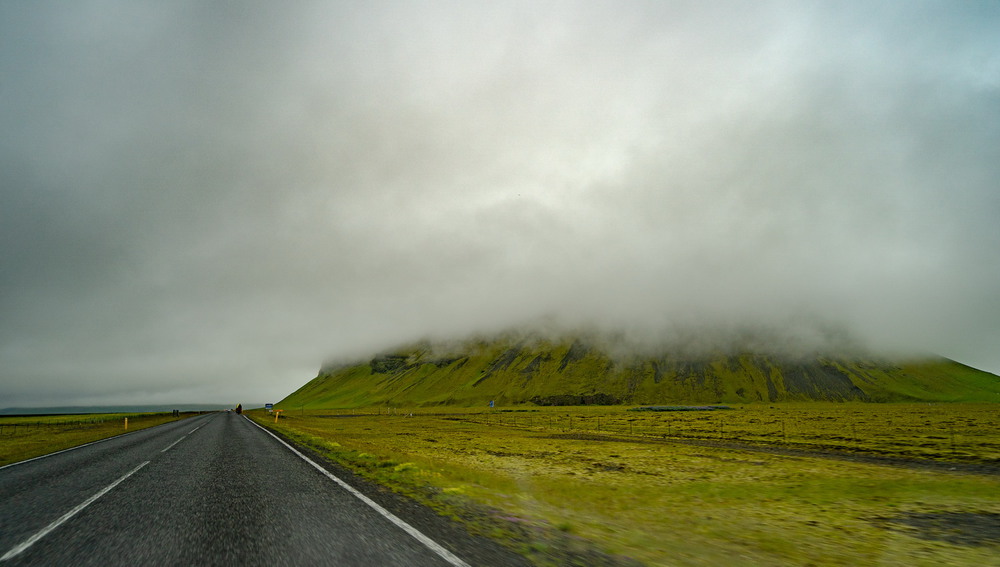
[277,337,1000,409]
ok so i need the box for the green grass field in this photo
[453,403,1000,462]
[251,404,1000,566]
[0,412,200,467]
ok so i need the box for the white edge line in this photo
[243,416,471,567]
[1,460,150,561]
[0,414,212,471]
[160,436,187,453]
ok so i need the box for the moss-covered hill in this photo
[277,336,1000,409]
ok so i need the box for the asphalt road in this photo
[0,411,527,566]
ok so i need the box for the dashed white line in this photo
[160,436,187,453]
[243,416,471,567]
[1,461,150,562]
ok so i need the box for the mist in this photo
[2,1,999,406]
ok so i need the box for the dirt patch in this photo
[542,433,648,443]
[538,432,1000,476]
[875,512,1000,546]
[674,437,1000,477]
[479,510,645,567]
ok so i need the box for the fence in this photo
[0,413,182,436]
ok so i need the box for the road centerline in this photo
[1,460,150,562]
[160,436,187,453]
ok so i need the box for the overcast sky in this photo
[2,1,998,407]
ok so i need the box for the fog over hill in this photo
[287,333,1000,409]
[320,320,877,374]
[1,2,999,406]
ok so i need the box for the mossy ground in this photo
[251,404,1000,566]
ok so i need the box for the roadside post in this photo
[274,409,284,423]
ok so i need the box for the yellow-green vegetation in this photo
[521,403,999,462]
[0,412,198,466]
[250,404,1000,566]
[280,337,1000,410]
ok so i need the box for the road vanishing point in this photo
[0,411,528,566]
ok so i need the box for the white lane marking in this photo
[0,414,214,471]
[189,425,203,434]
[243,417,471,567]
[160,436,187,453]
[1,461,150,562]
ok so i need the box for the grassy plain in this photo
[0,412,197,467]
[251,404,1000,566]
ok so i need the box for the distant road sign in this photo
[265,403,273,410]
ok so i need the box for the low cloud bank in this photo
[2,2,998,405]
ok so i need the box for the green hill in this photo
[277,335,1000,409]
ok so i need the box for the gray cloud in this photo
[2,1,999,406]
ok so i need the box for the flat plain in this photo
[0,412,195,467]
[252,403,1000,566]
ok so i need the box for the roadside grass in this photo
[251,404,1000,566]
[0,412,199,467]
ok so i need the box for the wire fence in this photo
[0,412,193,436]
